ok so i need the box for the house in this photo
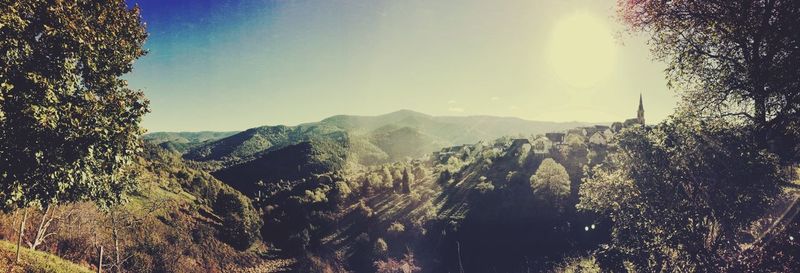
[507,138,531,158]
[564,133,585,146]
[545,132,565,143]
[603,128,614,141]
[531,136,553,154]
[508,139,532,157]
[583,127,600,136]
[589,132,607,145]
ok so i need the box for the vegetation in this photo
[2,0,799,272]
[0,0,148,210]
[530,158,570,209]
[619,0,800,157]
[213,190,263,251]
[0,240,93,273]
[0,0,149,266]
[579,116,790,271]
[0,145,278,272]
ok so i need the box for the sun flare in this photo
[547,11,617,89]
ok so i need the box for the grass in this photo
[0,240,94,273]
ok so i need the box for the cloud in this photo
[490,96,500,101]
[509,105,519,110]
[447,100,457,104]
[448,107,465,113]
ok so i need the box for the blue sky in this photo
[125,0,677,132]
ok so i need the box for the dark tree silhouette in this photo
[619,0,800,150]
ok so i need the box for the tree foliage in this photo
[619,0,800,140]
[0,0,149,210]
[530,158,570,206]
[374,252,422,273]
[579,116,786,272]
[213,190,263,250]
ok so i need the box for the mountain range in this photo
[144,110,599,190]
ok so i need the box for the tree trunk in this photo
[111,211,122,273]
[456,240,464,273]
[30,205,52,251]
[97,245,104,273]
[754,94,768,147]
[755,95,767,124]
[15,208,28,263]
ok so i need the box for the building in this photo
[545,132,565,143]
[531,136,553,154]
[508,138,532,158]
[624,94,646,127]
[589,132,607,145]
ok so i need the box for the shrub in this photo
[374,252,422,273]
[474,181,495,194]
[373,238,388,256]
[387,222,406,234]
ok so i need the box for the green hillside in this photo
[0,240,93,273]
[213,138,349,193]
[143,131,239,153]
[182,124,348,163]
[144,131,240,144]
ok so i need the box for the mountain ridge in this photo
[145,109,607,136]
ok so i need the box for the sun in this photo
[546,11,617,89]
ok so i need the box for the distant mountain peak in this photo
[383,109,432,117]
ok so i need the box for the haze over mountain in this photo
[147,110,598,164]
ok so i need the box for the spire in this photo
[637,93,645,125]
[638,93,644,112]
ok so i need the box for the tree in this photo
[401,168,413,194]
[213,190,263,250]
[530,158,570,206]
[0,0,148,262]
[382,166,394,185]
[366,172,385,194]
[578,116,785,272]
[393,168,403,192]
[619,0,800,146]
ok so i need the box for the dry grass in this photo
[0,240,94,273]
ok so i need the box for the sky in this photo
[124,0,678,132]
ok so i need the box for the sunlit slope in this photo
[0,240,93,273]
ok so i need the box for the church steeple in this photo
[637,93,645,125]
